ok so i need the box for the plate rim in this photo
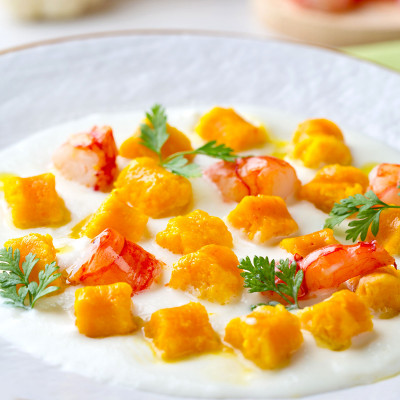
[0,28,399,76]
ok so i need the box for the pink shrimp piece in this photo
[291,0,362,12]
[53,126,118,191]
[299,241,395,292]
[204,156,300,202]
[368,163,400,206]
[67,228,163,294]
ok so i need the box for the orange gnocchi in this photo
[280,229,339,257]
[75,283,137,338]
[225,305,303,369]
[169,245,242,304]
[292,119,352,168]
[300,290,373,351]
[355,266,400,319]
[82,189,148,242]
[4,173,70,229]
[196,107,267,151]
[144,302,221,360]
[156,209,233,254]
[300,164,368,213]
[227,195,298,242]
[4,233,63,289]
[366,208,400,256]
[115,157,192,218]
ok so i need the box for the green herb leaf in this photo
[139,104,239,177]
[139,104,169,157]
[0,247,61,309]
[0,284,26,308]
[161,141,238,177]
[192,140,237,162]
[238,256,303,310]
[324,190,400,242]
[21,253,39,280]
[161,156,202,178]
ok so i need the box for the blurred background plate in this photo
[1,31,400,400]
[252,0,400,46]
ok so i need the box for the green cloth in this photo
[344,40,400,72]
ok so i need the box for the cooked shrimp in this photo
[368,163,400,206]
[299,241,395,292]
[53,126,118,191]
[67,228,163,294]
[204,156,300,202]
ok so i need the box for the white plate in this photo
[1,32,400,400]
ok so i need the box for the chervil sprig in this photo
[161,157,202,179]
[140,105,237,178]
[189,141,238,162]
[0,247,61,309]
[161,141,237,178]
[140,104,169,158]
[239,256,304,310]
[324,190,400,242]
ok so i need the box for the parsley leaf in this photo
[140,104,169,157]
[0,247,61,309]
[239,256,304,310]
[139,105,238,177]
[324,190,400,242]
[192,140,237,162]
[161,156,202,179]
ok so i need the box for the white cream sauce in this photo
[0,107,399,398]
